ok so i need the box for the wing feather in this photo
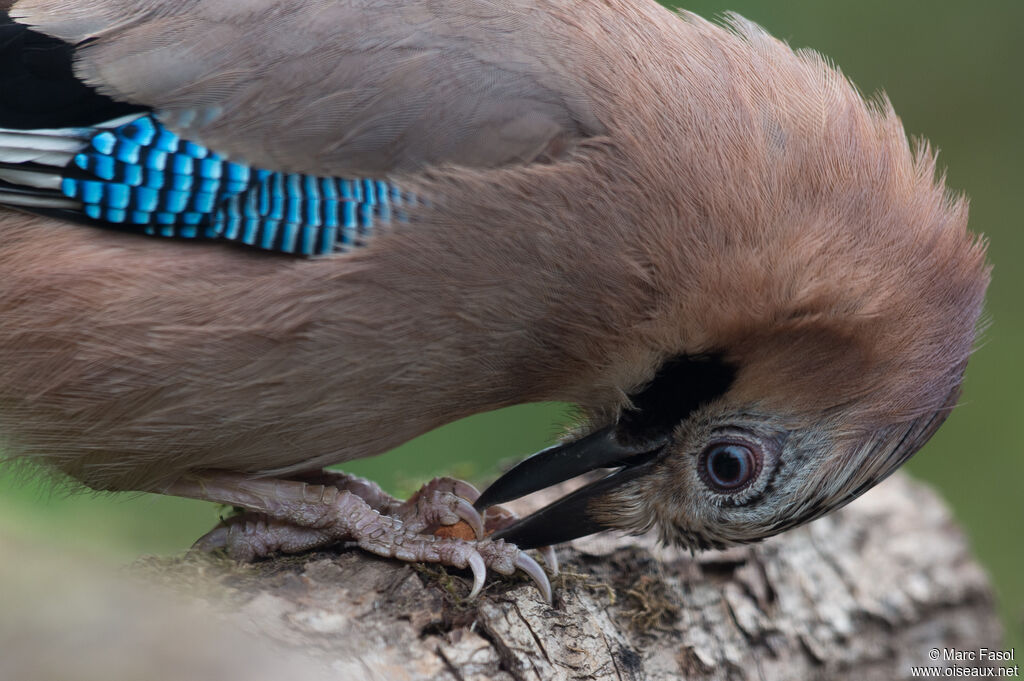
[12,0,602,176]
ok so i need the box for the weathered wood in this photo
[126,472,1001,681]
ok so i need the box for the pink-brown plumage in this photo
[0,0,988,585]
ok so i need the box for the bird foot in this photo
[393,476,487,539]
[170,471,552,602]
[313,471,560,574]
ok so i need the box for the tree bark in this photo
[135,472,1001,681]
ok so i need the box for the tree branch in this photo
[129,472,1001,681]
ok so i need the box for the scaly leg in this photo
[294,472,556,572]
[170,471,550,602]
[292,471,557,572]
[287,471,485,539]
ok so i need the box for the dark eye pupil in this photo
[704,444,754,490]
[711,448,744,482]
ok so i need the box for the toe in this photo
[538,546,559,576]
[467,551,487,599]
[190,524,230,553]
[454,497,485,540]
[427,477,482,504]
[514,552,553,604]
[477,540,553,603]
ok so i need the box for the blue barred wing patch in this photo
[59,115,411,256]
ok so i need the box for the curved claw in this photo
[467,551,487,600]
[515,552,552,604]
[455,497,485,541]
[538,546,559,576]
[447,479,482,504]
[190,524,229,553]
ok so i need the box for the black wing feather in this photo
[0,13,147,129]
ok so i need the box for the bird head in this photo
[474,13,990,551]
[476,330,974,551]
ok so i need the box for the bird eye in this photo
[699,442,761,492]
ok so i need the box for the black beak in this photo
[474,426,666,549]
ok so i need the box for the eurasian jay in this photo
[0,0,989,602]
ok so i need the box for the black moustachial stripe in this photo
[617,354,736,444]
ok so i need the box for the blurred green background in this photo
[1,0,1020,652]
